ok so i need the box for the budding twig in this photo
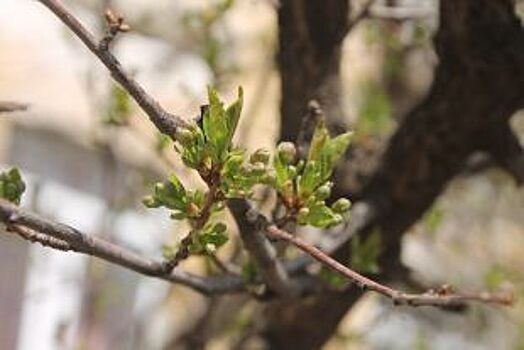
[0,199,245,295]
[37,0,189,139]
[99,8,130,51]
[265,225,514,307]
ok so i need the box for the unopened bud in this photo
[277,142,297,164]
[316,183,333,200]
[332,198,351,213]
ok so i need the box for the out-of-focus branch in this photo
[0,102,28,114]
[228,198,298,297]
[265,224,514,307]
[36,0,189,138]
[0,199,245,295]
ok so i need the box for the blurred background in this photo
[0,0,523,349]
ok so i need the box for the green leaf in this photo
[0,167,26,205]
[298,161,322,199]
[203,87,243,162]
[300,201,343,228]
[224,86,243,147]
[351,230,382,274]
[298,120,352,199]
[308,119,329,162]
[178,123,206,169]
[198,222,229,252]
[143,174,187,212]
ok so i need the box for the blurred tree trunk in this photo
[277,0,350,141]
[263,0,524,349]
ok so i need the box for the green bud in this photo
[332,198,351,213]
[277,142,297,164]
[250,148,271,164]
[315,182,333,200]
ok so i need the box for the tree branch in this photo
[265,224,514,307]
[228,198,298,297]
[0,102,28,114]
[0,199,245,295]
[37,0,189,138]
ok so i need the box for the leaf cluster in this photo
[273,120,352,228]
[144,86,353,261]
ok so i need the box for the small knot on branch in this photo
[99,8,130,51]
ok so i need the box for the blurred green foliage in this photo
[351,230,382,274]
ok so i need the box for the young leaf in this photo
[300,201,343,228]
[178,123,206,169]
[203,87,243,163]
[143,174,187,211]
[0,168,26,205]
[308,119,329,162]
[224,86,243,148]
[198,222,229,252]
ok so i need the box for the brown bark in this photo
[263,1,524,349]
[277,0,350,141]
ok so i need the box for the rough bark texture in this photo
[277,0,350,141]
[263,1,524,349]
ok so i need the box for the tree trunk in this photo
[277,0,350,141]
[262,1,524,349]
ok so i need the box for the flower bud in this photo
[315,182,333,200]
[332,198,351,213]
[277,142,297,164]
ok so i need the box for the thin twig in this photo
[265,225,514,307]
[37,0,189,138]
[0,199,244,295]
[99,8,130,51]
